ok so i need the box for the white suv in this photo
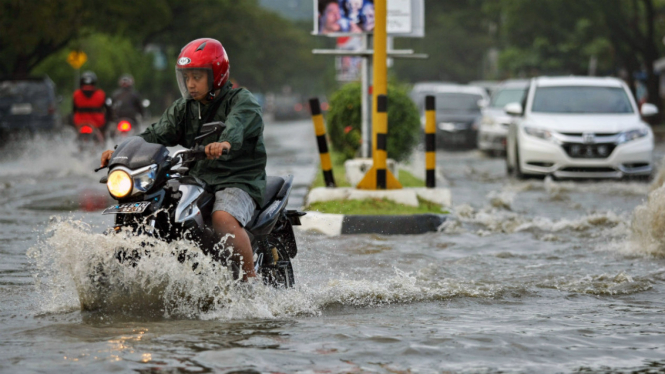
[505,76,658,179]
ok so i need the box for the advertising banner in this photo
[315,0,422,36]
[335,36,363,81]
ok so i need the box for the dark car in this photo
[266,93,309,121]
[422,84,489,148]
[0,77,61,139]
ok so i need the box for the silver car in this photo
[478,79,529,155]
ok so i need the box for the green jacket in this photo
[139,82,267,206]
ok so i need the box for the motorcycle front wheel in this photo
[258,236,295,288]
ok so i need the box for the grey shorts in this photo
[213,188,257,227]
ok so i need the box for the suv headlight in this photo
[616,128,649,144]
[524,126,553,140]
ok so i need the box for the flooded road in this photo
[1,121,665,373]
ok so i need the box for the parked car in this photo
[409,81,456,111]
[423,84,489,148]
[469,80,501,97]
[266,93,309,121]
[0,77,61,139]
[478,79,529,155]
[505,76,657,179]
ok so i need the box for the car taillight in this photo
[79,125,93,134]
[117,120,132,132]
[294,103,303,112]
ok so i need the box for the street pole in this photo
[357,0,402,190]
[361,34,372,158]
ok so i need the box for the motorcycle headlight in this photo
[133,166,157,192]
[107,170,133,199]
[617,128,649,144]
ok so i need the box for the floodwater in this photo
[1,121,665,373]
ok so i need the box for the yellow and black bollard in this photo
[309,97,336,187]
[425,95,436,188]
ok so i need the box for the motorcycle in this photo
[96,122,304,290]
[75,122,106,151]
[109,117,139,141]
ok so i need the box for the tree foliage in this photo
[327,82,420,162]
[392,0,665,113]
[2,0,332,114]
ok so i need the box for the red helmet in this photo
[175,38,230,99]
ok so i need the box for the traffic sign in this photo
[67,51,87,69]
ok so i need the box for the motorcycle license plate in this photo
[102,202,151,215]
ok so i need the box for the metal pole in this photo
[357,0,401,190]
[361,34,371,159]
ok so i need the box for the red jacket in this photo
[73,85,107,128]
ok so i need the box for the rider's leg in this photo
[212,211,256,281]
[212,188,257,281]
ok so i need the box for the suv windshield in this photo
[435,93,483,112]
[531,86,634,114]
[490,88,526,108]
[0,81,51,100]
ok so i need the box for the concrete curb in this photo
[306,187,452,207]
[297,211,448,236]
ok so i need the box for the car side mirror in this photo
[194,121,226,144]
[504,102,523,116]
[641,103,659,117]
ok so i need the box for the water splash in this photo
[538,271,652,295]
[444,204,628,238]
[0,133,99,180]
[28,218,502,320]
[626,184,665,257]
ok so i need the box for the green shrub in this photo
[326,82,420,161]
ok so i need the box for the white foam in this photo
[0,133,99,180]
[445,204,628,237]
[28,218,497,320]
[624,184,665,257]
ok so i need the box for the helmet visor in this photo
[176,67,214,100]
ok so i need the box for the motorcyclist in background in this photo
[111,74,144,124]
[72,71,109,133]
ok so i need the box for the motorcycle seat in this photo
[260,176,285,209]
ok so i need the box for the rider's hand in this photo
[205,142,231,160]
[100,150,114,167]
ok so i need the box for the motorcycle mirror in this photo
[194,121,226,143]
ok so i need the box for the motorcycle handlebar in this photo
[172,146,229,163]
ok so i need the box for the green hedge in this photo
[326,82,420,161]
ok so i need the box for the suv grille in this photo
[561,143,615,158]
[559,167,617,173]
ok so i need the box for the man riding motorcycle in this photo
[100,38,266,281]
[111,74,144,124]
[73,71,109,134]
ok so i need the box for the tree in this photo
[0,0,172,79]
[392,0,495,84]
